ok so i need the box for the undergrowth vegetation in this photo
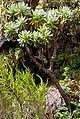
[0,55,47,119]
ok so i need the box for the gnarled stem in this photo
[26,47,71,111]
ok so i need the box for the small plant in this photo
[16,16,27,30]
[31,30,39,47]
[38,25,52,44]
[5,21,17,40]
[54,105,70,119]
[62,67,71,80]
[30,9,46,28]
[18,30,32,46]
[54,101,80,119]
[46,9,60,28]
[6,3,17,17]
[16,2,31,17]
[59,6,73,21]
[6,2,31,18]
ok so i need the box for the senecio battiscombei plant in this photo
[4,1,80,47]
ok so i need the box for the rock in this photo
[46,86,64,113]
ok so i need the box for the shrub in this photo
[0,55,47,119]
